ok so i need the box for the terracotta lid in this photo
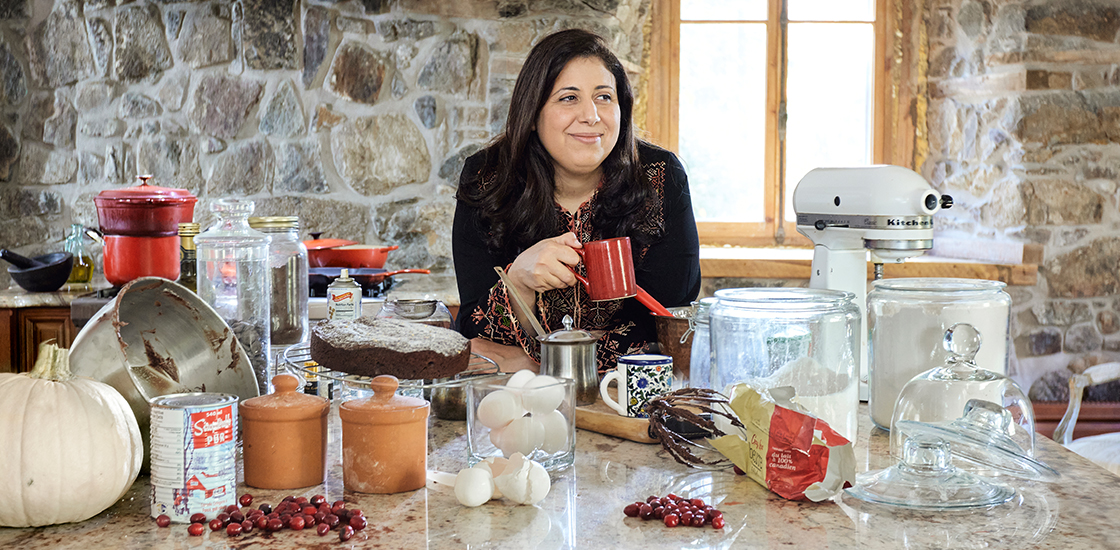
[340,375,430,425]
[94,176,197,206]
[241,374,329,422]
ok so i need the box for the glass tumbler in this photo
[710,288,860,440]
[467,373,575,472]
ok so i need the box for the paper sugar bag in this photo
[709,384,855,501]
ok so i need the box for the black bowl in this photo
[7,252,74,292]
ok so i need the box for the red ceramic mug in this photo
[568,237,675,317]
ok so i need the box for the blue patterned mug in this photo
[600,354,673,417]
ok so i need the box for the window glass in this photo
[789,0,875,22]
[681,0,767,21]
[679,23,768,222]
[783,22,875,221]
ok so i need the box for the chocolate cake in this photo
[309,317,471,380]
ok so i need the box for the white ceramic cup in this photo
[599,354,673,417]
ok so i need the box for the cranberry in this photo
[638,503,653,520]
[224,504,239,515]
[255,516,269,530]
[711,516,726,529]
[350,515,367,531]
[733,464,745,476]
[680,513,693,525]
[187,523,205,536]
[331,503,346,516]
[302,513,316,526]
[217,513,231,526]
[323,514,340,529]
[295,496,310,506]
[663,513,679,528]
[690,516,705,528]
[313,511,326,524]
[267,518,283,532]
[189,513,207,524]
[332,499,346,508]
[709,509,723,520]
[241,519,253,533]
[339,525,354,542]
[317,523,331,536]
[258,502,272,514]
[623,503,640,517]
[690,498,704,508]
[209,518,223,532]
[302,506,317,516]
[230,511,245,523]
[282,495,295,503]
[155,514,171,527]
[349,508,364,518]
[646,495,659,504]
[666,493,680,501]
[226,522,242,536]
[310,494,327,507]
[652,507,666,520]
[267,512,279,520]
[289,515,306,531]
[239,493,254,507]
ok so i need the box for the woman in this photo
[453,29,700,373]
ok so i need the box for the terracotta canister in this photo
[339,375,430,494]
[240,374,329,489]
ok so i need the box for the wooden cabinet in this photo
[0,307,76,373]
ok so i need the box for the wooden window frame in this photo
[643,0,918,248]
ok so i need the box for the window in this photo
[646,0,901,247]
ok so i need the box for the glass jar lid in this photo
[713,287,856,311]
[248,216,299,230]
[871,277,1007,296]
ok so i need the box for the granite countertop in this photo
[0,276,112,308]
[2,404,1118,549]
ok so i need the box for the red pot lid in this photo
[95,177,197,206]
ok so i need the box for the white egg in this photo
[502,416,545,457]
[494,453,551,505]
[522,374,565,415]
[477,389,521,430]
[454,467,495,507]
[506,369,537,389]
[538,409,570,454]
[489,423,509,453]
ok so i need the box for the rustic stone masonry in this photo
[924,0,1120,398]
[0,0,649,290]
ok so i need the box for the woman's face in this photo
[535,57,621,185]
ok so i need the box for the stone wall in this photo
[0,0,650,294]
[924,0,1120,400]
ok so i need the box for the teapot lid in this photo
[538,315,596,344]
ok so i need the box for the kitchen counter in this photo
[2,403,1117,549]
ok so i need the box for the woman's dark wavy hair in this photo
[457,28,654,260]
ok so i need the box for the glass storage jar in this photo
[689,297,717,389]
[710,288,860,440]
[196,199,272,395]
[248,216,309,363]
[867,278,1011,430]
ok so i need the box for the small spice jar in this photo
[240,374,329,489]
[339,375,430,493]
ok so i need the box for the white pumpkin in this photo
[0,341,142,527]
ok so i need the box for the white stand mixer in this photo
[792,166,952,400]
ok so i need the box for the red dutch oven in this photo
[94,177,197,286]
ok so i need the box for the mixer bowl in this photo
[69,277,260,470]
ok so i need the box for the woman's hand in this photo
[507,232,583,295]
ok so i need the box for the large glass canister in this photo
[867,278,1011,430]
[248,216,309,362]
[196,199,272,395]
[689,297,717,390]
[710,288,860,440]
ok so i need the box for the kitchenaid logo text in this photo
[885,218,933,228]
[191,407,234,448]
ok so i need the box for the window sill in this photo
[699,247,1039,286]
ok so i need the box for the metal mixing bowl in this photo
[69,277,260,470]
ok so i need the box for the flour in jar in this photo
[867,292,1010,430]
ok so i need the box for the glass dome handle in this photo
[943,323,981,363]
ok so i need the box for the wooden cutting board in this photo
[575,388,658,444]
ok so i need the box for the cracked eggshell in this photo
[502,415,545,456]
[522,374,565,415]
[477,389,521,430]
[454,467,495,507]
[538,409,570,453]
[494,453,551,505]
[476,457,509,498]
